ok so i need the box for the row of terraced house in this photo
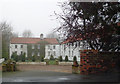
[10,34,90,62]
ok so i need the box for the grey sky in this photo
[0,0,67,37]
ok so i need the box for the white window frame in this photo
[21,45,23,48]
[48,45,50,49]
[48,51,50,56]
[38,44,40,49]
[53,45,56,49]
[38,52,40,56]
[54,51,56,56]
[32,44,34,49]
[15,45,17,48]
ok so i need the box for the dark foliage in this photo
[73,56,77,62]
[50,55,54,60]
[65,55,69,62]
[59,56,63,62]
[57,2,120,51]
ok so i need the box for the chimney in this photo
[40,34,43,40]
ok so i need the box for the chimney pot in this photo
[40,34,43,40]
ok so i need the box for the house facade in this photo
[10,34,59,60]
[59,41,90,61]
[10,34,90,62]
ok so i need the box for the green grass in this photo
[49,60,56,65]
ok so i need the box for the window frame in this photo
[32,44,35,49]
[21,45,23,48]
[38,44,40,49]
[53,45,56,49]
[15,45,17,48]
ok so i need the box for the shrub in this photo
[73,56,77,62]
[11,52,18,62]
[21,53,26,62]
[41,56,44,62]
[2,59,17,72]
[32,55,36,62]
[59,56,62,62]
[65,56,68,62]
[50,55,54,60]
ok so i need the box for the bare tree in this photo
[0,21,15,60]
[22,30,33,37]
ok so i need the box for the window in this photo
[53,45,56,49]
[21,45,23,48]
[38,44,40,49]
[38,52,40,56]
[15,51,17,54]
[32,45,34,49]
[32,52,34,56]
[48,45,50,49]
[21,51,23,55]
[54,51,56,56]
[15,45,17,48]
[48,51,50,56]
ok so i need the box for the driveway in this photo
[2,70,120,82]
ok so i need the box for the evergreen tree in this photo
[41,56,44,62]
[32,55,36,62]
[50,55,54,60]
[21,53,26,62]
[11,52,18,62]
[65,56,68,62]
[59,56,63,62]
[73,56,77,62]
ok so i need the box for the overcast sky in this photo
[0,0,67,37]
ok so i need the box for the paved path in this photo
[2,70,120,82]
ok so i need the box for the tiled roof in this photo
[11,37,59,44]
[61,36,83,44]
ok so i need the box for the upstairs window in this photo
[54,51,56,56]
[48,45,50,49]
[53,45,56,49]
[15,45,17,48]
[21,45,23,48]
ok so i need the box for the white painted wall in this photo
[9,41,90,62]
[60,41,88,62]
[44,44,60,59]
[10,44,27,58]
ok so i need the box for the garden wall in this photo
[58,62,73,66]
[80,50,120,74]
[16,62,46,65]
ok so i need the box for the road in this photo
[2,70,120,83]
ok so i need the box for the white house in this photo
[9,34,60,60]
[59,40,90,62]
[44,44,60,59]
[9,34,90,62]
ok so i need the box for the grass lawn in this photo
[49,60,56,65]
